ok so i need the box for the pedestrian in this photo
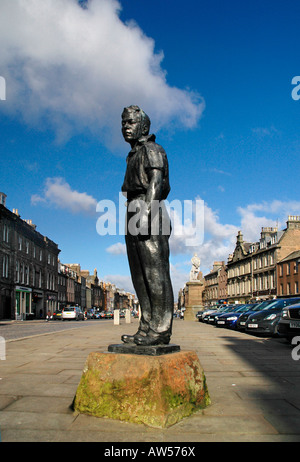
[46,310,51,322]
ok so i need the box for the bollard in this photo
[0,336,6,360]
[125,308,131,324]
[114,309,120,325]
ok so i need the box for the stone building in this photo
[0,193,60,319]
[196,216,300,307]
[218,263,228,301]
[204,261,226,305]
[227,231,253,304]
[227,216,300,303]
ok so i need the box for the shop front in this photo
[32,290,44,319]
[15,286,32,320]
[46,293,58,316]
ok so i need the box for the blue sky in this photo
[1,0,300,296]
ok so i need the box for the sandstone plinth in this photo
[73,350,210,428]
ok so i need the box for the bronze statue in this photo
[121,105,174,346]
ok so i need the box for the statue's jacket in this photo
[122,134,170,201]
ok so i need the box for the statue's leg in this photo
[121,233,151,343]
[134,234,174,345]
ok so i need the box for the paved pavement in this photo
[1,318,300,442]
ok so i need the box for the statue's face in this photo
[122,111,144,144]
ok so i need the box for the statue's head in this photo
[121,105,150,145]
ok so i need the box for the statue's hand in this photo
[139,208,150,237]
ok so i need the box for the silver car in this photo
[62,306,84,321]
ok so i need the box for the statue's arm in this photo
[139,168,163,237]
[145,168,163,203]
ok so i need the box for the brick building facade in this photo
[277,250,300,297]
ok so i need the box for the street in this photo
[1,318,300,442]
[0,319,107,342]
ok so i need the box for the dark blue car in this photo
[215,304,258,329]
[236,300,275,330]
[245,298,300,336]
[205,305,238,324]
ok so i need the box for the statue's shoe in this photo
[121,331,146,344]
[134,333,170,346]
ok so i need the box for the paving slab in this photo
[1,318,300,442]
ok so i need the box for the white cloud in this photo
[102,197,300,296]
[0,0,204,146]
[169,198,300,292]
[251,126,279,138]
[104,274,134,294]
[106,242,126,255]
[170,263,189,299]
[31,177,97,214]
[238,200,300,242]
[170,199,238,270]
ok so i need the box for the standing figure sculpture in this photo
[190,254,201,282]
[121,105,174,346]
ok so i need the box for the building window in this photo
[25,266,29,285]
[25,241,29,254]
[3,224,9,243]
[39,250,43,262]
[18,237,22,251]
[253,277,257,291]
[2,255,9,278]
[287,283,290,295]
[20,263,24,284]
[279,265,283,277]
[270,273,274,289]
[15,261,20,283]
[287,263,290,276]
[295,282,299,294]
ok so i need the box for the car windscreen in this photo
[264,299,300,311]
[236,305,255,312]
[64,308,75,311]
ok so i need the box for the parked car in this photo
[197,306,219,322]
[245,298,300,336]
[236,300,275,330]
[94,312,104,319]
[86,311,95,319]
[202,305,233,323]
[52,310,63,320]
[206,305,239,325]
[62,306,84,321]
[105,311,114,319]
[215,303,258,329]
[278,302,300,342]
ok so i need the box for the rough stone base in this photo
[73,350,210,428]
